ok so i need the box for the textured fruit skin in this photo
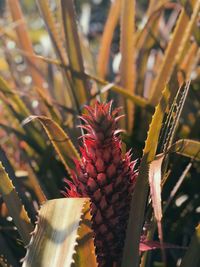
[65,102,137,267]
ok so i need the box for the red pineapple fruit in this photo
[65,101,137,267]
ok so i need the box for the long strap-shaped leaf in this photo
[35,86,62,124]
[176,0,200,65]
[150,0,198,105]
[22,116,80,173]
[148,154,165,262]
[97,0,121,80]
[0,76,46,152]
[122,85,171,267]
[168,139,200,161]
[160,81,190,153]
[180,42,198,81]
[61,0,89,108]
[36,0,68,65]
[16,53,152,111]
[36,0,76,109]
[22,198,97,267]
[0,161,33,245]
[95,80,152,111]
[120,0,136,132]
[0,76,29,117]
[7,0,46,90]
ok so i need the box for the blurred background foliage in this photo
[0,0,199,266]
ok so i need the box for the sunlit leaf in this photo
[122,85,171,267]
[95,81,152,111]
[22,198,97,267]
[159,81,190,153]
[16,53,152,111]
[0,161,33,245]
[176,0,200,65]
[136,1,164,49]
[136,3,162,95]
[36,0,76,110]
[36,0,68,64]
[168,139,200,161]
[61,0,89,107]
[149,154,164,256]
[7,0,46,90]
[179,43,198,81]
[150,0,199,105]
[120,0,136,132]
[149,154,163,224]
[97,0,121,80]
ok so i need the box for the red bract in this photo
[65,101,138,267]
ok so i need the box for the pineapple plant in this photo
[65,101,137,267]
[0,0,199,267]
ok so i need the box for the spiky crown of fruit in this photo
[64,101,138,267]
[79,101,124,143]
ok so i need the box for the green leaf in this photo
[0,161,33,245]
[168,139,200,161]
[22,198,97,267]
[22,116,80,173]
